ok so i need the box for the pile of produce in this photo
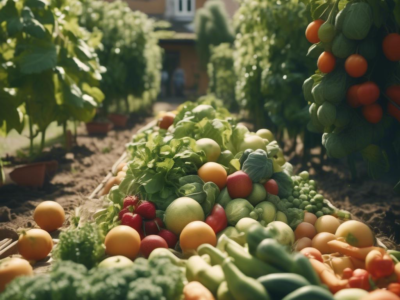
[1,98,400,300]
[303,0,400,181]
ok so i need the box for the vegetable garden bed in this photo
[1,98,400,300]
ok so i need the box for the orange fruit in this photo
[33,201,65,232]
[18,229,53,261]
[198,162,227,190]
[104,225,141,259]
[180,221,216,253]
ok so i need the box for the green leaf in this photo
[16,39,57,74]
[25,0,48,8]
[366,0,384,27]
[361,145,390,179]
[144,172,165,194]
[202,182,220,215]
[0,0,23,36]
[21,7,46,39]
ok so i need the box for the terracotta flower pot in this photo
[108,113,129,128]
[85,121,113,135]
[9,163,47,188]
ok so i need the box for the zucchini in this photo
[282,286,334,300]
[258,273,310,299]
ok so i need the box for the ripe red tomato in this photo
[345,54,368,78]
[318,52,336,73]
[158,112,175,130]
[306,19,324,44]
[264,179,279,195]
[386,85,400,102]
[363,104,383,124]
[357,82,380,105]
[346,85,361,108]
[388,102,400,122]
[140,235,168,258]
[383,33,400,61]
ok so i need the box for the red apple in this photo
[264,179,279,195]
[226,171,253,199]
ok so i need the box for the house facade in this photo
[120,0,238,96]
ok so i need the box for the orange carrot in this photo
[328,240,385,260]
[183,281,215,300]
[309,258,349,293]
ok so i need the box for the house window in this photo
[175,0,195,16]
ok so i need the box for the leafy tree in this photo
[0,0,104,155]
[207,43,237,109]
[195,0,234,65]
[80,0,162,114]
[234,0,314,142]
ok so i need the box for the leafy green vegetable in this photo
[52,223,105,269]
[177,175,220,215]
[342,2,372,40]
[272,172,293,198]
[241,149,273,182]
[0,258,184,300]
[225,198,258,225]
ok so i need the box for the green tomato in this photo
[239,135,266,152]
[256,128,275,141]
[196,138,221,162]
[247,183,267,206]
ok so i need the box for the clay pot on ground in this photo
[85,121,113,135]
[9,163,46,188]
[4,160,58,189]
[108,113,129,128]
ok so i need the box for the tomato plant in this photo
[304,0,400,185]
[306,19,324,43]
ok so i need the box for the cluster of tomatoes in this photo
[306,19,400,124]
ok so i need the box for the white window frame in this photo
[174,0,195,18]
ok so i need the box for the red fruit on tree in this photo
[363,104,383,124]
[158,229,178,249]
[135,201,156,220]
[357,82,380,105]
[383,33,400,61]
[317,52,336,74]
[305,19,324,44]
[346,85,362,108]
[345,54,368,78]
[121,213,143,232]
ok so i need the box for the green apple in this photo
[275,211,288,224]
[256,129,275,142]
[255,201,277,225]
[196,138,221,162]
[239,135,266,152]
[247,183,267,205]
[98,255,134,269]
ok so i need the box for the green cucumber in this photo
[282,286,334,300]
[258,273,310,299]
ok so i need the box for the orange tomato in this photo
[198,162,227,190]
[346,85,362,108]
[357,81,380,105]
[306,19,324,44]
[104,225,141,259]
[345,54,368,78]
[180,221,216,253]
[363,104,383,124]
[317,52,336,73]
[33,201,65,232]
[159,112,175,130]
[383,33,400,61]
[0,258,33,292]
[18,229,53,261]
